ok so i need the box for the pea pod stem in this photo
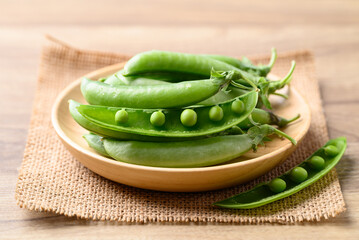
[268,61,296,94]
[267,48,277,69]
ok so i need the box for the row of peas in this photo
[114,99,245,127]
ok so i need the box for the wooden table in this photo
[1,0,358,239]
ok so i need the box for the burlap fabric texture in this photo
[15,36,345,223]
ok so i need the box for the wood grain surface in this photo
[0,0,358,239]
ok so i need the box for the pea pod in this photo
[75,90,258,138]
[71,100,296,143]
[213,137,347,209]
[203,48,277,77]
[104,75,248,106]
[123,50,238,77]
[100,124,296,168]
[81,75,231,108]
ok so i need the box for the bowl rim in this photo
[51,62,311,173]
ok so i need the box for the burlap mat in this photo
[15,36,345,224]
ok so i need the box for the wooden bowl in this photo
[51,62,311,192]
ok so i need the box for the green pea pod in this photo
[213,137,346,209]
[75,90,258,138]
[81,76,230,108]
[203,48,277,77]
[104,76,248,106]
[123,50,239,77]
[100,124,296,168]
[83,133,110,157]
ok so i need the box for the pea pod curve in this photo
[99,124,296,168]
[81,76,231,108]
[76,90,258,138]
[213,137,347,209]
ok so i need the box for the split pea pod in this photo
[214,137,347,209]
[75,90,258,138]
[81,75,231,108]
[99,124,296,168]
[71,99,297,142]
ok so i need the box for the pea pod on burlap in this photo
[213,137,347,209]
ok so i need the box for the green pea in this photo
[115,109,128,124]
[308,156,325,170]
[231,99,245,114]
[268,178,286,193]
[150,111,165,127]
[324,145,339,157]
[180,109,197,127]
[209,106,224,122]
[289,167,308,183]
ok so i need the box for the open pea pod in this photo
[76,90,258,138]
[214,137,347,209]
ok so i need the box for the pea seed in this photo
[231,99,245,114]
[268,178,286,193]
[115,109,128,124]
[308,156,325,170]
[150,111,165,127]
[180,109,197,127]
[289,167,308,183]
[324,145,339,157]
[209,106,224,122]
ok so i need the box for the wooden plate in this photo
[51,62,311,192]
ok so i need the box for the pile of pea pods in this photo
[69,49,348,209]
[69,49,303,168]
